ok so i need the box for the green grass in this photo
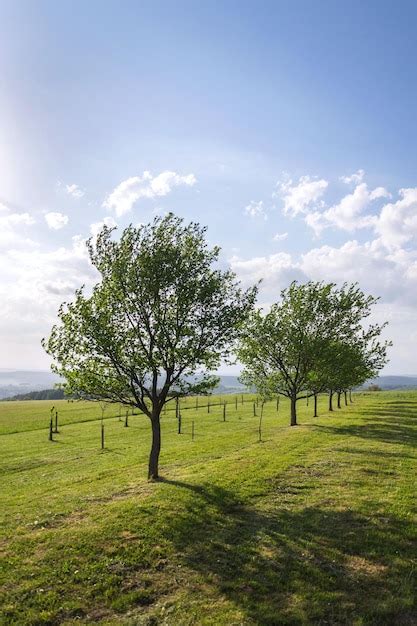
[0,391,416,625]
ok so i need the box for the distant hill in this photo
[0,371,246,400]
[363,375,417,390]
[4,388,66,401]
[0,370,61,399]
[2,370,416,401]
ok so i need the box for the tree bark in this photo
[314,393,318,417]
[344,391,348,406]
[148,413,161,480]
[329,391,333,412]
[337,392,341,409]
[290,395,297,426]
[349,389,353,403]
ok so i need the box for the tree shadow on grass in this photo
[314,421,417,448]
[334,446,417,460]
[313,402,417,449]
[158,478,416,625]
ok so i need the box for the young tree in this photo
[325,323,390,409]
[43,213,257,479]
[239,281,390,426]
[239,282,340,425]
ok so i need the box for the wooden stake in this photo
[258,403,264,442]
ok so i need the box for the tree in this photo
[239,282,340,426]
[43,213,257,479]
[324,322,390,408]
[368,384,382,391]
[239,281,390,426]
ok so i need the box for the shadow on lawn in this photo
[313,401,417,448]
[155,406,417,624]
[159,477,416,625]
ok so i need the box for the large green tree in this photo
[43,213,257,479]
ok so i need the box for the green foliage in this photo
[239,281,391,424]
[43,214,256,414]
[43,213,257,477]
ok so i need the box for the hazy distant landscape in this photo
[2,369,417,401]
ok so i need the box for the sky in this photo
[1,0,417,373]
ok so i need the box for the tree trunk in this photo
[148,413,161,480]
[314,393,318,417]
[349,389,353,403]
[329,391,333,412]
[344,391,348,406]
[290,396,297,426]
[337,392,341,409]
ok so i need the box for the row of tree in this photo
[238,281,389,425]
[43,213,390,479]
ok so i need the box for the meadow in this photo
[0,391,416,625]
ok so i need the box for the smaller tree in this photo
[239,282,338,426]
[368,384,382,391]
[239,281,391,426]
[325,329,390,409]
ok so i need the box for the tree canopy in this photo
[43,213,257,478]
[238,281,390,425]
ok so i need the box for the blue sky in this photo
[1,0,417,373]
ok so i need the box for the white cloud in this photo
[244,200,267,219]
[273,232,288,241]
[0,205,36,251]
[44,212,69,230]
[275,172,391,236]
[369,186,391,201]
[340,169,365,184]
[103,170,197,217]
[317,184,381,233]
[65,183,85,198]
[230,252,306,301]
[0,234,98,367]
[374,187,417,250]
[0,211,35,228]
[304,183,391,235]
[276,175,328,217]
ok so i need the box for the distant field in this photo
[0,393,244,435]
[0,391,416,625]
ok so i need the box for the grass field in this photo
[0,391,416,625]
